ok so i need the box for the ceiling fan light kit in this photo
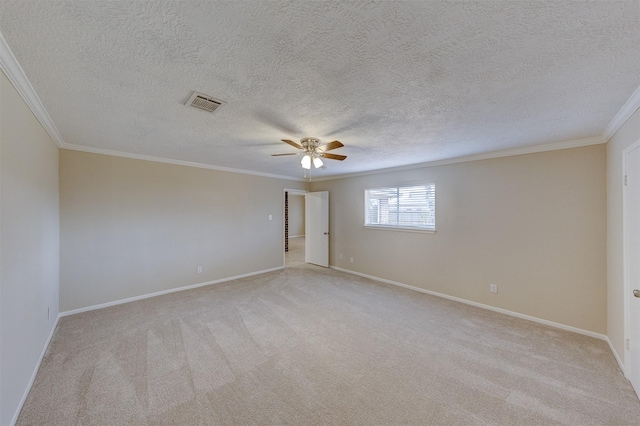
[301,154,312,169]
[300,154,324,170]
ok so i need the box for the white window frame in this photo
[364,184,436,234]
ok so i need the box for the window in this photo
[365,184,435,232]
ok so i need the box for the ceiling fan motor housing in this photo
[301,137,321,151]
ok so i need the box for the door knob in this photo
[634,289,640,298]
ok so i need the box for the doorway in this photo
[284,190,306,267]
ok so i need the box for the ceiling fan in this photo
[271,137,347,169]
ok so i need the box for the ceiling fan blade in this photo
[271,153,299,156]
[321,153,347,161]
[318,140,344,152]
[281,139,303,149]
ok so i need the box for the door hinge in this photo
[626,338,630,350]
[624,175,627,186]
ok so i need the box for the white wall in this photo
[311,145,607,334]
[288,194,305,237]
[0,70,59,426]
[60,150,306,312]
[607,107,640,360]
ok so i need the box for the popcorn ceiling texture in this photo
[0,1,638,178]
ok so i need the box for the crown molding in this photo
[62,143,305,182]
[0,31,65,147]
[312,135,605,182]
[0,28,303,181]
[0,26,634,181]
[603,84,640,142]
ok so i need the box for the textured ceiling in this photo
[1,1,638,179]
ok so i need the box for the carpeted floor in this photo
[17,238,640,425]
[285,236,306,268]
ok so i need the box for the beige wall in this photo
[311,145,607,334]
[0,70,59,426]
[288,194,305,237]
[607,107,640,360]
[60,150,305,312]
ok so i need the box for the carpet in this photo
[17,239,640,424]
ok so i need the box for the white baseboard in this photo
[9,265,627,425]
[60,266,284,317]
[330,266,608,341]
[11,315,60,426]
[12,266,284,424]
[605,336,626,375]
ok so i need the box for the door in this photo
[626,144,640,397]
[305,191,329,267]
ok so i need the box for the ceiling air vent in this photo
[185,91,225,113]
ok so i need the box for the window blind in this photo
[365,184,435,230]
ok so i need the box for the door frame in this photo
[283,188,308,267]
[623,137,640,383]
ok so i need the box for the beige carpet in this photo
[18,239,640,424]
[285,236,306,268]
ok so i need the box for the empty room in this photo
[2,1,640,425]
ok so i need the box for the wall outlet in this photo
[350,257,354,264]
[339,254,343,260]
[490,284,498,293]
[197,266,203,274]
[269,214,272,221]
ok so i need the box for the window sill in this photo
[364,225,436,234]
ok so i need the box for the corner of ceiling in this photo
[62,142,307,182]
[310,135,607,182]
[0,24,637,175]
[0,30,66,148]
[0,29,305,181]
[602,84,640,143]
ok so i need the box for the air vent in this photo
[185,91,225,113]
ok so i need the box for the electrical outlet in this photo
[269,214,272,221]
[339,254,343,260]
[197,266,203,274]
[490,284,498,293]
[350,257,354,264]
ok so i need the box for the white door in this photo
[626,144,640,397]
[305,191,329,267]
